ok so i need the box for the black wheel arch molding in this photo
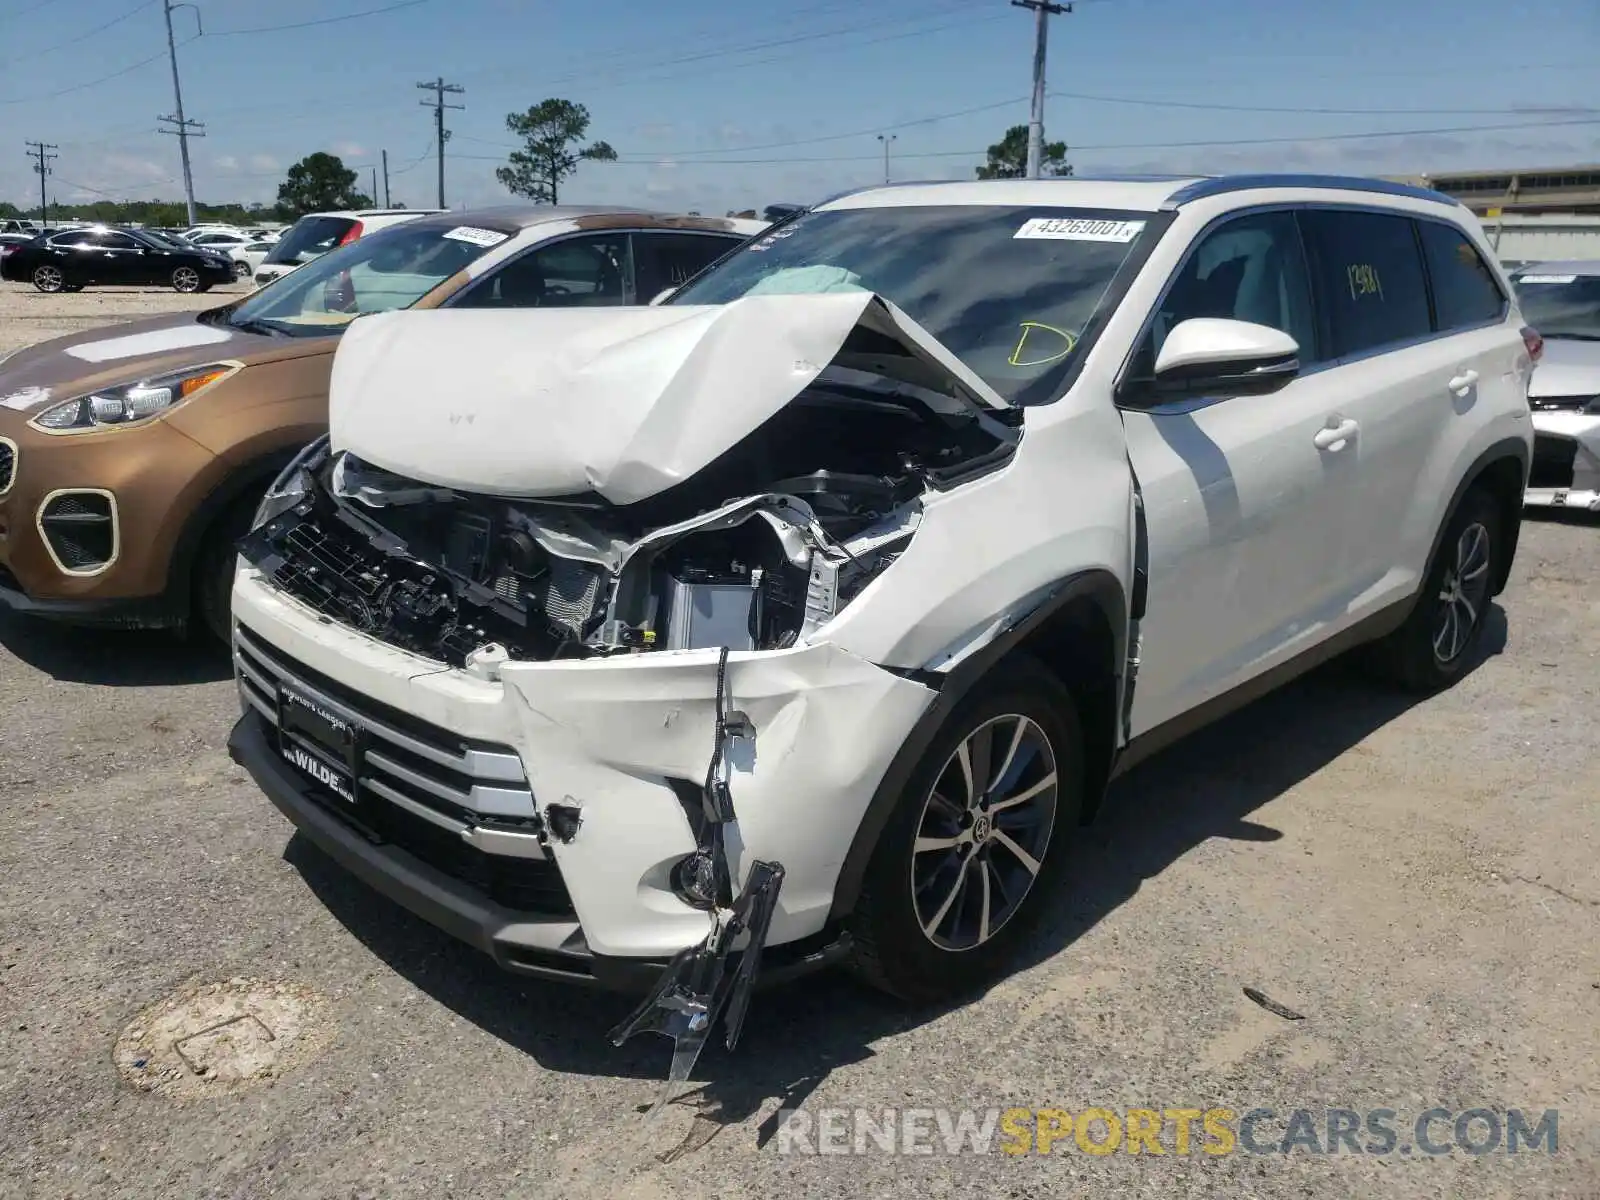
[827,567,1130,924]
[165,445,305,620]
[1412,435,1530,614]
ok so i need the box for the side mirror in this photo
[1150,318,1300,398]
[649,286,677,306]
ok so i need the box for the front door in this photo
[1119,208,1362,735]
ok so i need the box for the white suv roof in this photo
[818,173,1465,215]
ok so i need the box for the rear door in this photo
[1297,208,1515,611]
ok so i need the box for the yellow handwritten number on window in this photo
[1347,263,1384,301]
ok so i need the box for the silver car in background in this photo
[1511,261,1600,510]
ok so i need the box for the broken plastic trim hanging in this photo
[608,645,786,1117]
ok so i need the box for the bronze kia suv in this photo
[0,206,764,640]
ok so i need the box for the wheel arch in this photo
[827,569,1128,923]
[164,446,301,619]
[1417,436,1529,609]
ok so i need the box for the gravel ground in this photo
[1,288,1597,1199]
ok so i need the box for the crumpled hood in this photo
[0,310,279,415]
[1529,337,1600,399]
[326,292,1011,505]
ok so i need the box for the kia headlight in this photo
[252,434,329,531]
[31,363,238,432]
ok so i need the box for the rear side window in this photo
[1419,221,1505,330]
[267,216,356,265]
[633,232,740,299]
[1301,210,1432,357]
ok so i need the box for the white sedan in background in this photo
[1510,261,1600,510]
[229,239,279,284]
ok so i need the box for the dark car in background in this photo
[0,225,237,294]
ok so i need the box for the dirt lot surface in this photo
[1,288,1597,1198]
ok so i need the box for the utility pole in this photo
[1011,0,1068,179]
[371,166,379,205]
[381,149,391,207]
[158,0,204,225]
[416,78,464,208]
[25,141,57,224]
[877,133,897,184]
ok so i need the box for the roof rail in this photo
[1161,174,1463,211]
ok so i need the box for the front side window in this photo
[227,222,507,336]
[634,232,739,299]
[1512,272,1600,341]
[669,205,1154,405]
[1129,209,1319,382]
[1299,209,1432,357]
[453,235,630,309]
[1419,221,1506,331]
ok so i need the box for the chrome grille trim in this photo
[233,622,546,856]
[236,623,525,783]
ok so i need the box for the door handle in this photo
[1448,368,1479,395]
[1314,417,1359,451]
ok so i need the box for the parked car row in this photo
[0,174,1580,1087]
[0,224,238,292]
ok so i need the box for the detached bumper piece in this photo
[607,646,787,1113]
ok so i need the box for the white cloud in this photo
[214,155,240,172]
[331,141,367,159]
[248,154,280,173]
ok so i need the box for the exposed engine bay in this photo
[241,375,1019,667]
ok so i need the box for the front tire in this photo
[1368,488,1499,692]
[847,655,1084,1004]
[32,265,65,293]
[233,261,251,280]
[193,495,260,645]
[171,266,201,293]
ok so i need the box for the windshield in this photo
[227,220,508,337]
[1513,272,1600,340]
[137,230,188,251]
[670,205,1155,404]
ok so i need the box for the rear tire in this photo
[32,265,65,293]
[847,655,1084,1004]
[1366,488,1499,693]
[233,261,251,280]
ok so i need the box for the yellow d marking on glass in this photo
[1009,321,1078,367]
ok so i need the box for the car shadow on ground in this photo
[1522,507,1600,529]
[0,611,231,686]
[284,607,1507,1154]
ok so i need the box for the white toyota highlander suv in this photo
[227,174,1535,1087]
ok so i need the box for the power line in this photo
[417,78,464,207]
[389,138,435,175]
[444,114,1597,166]
[0,0,155,65]
[206,0,433,37]
[0,46,181,105]
[1049,89,1600,117]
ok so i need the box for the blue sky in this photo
[2,0,1596,216]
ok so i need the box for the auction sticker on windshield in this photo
[442,226,510,248]
[1516,274,1577,284]
[1014,217,1146,243]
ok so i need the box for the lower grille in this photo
[39,490,116,572]
[0,437,14,495]
[1530,434,1578,490]
[234,623,575,916]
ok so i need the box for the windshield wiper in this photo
[229,317,288,338]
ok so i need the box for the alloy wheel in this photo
[910,713,1058,952]
[33,265,63,293]
[173,267,200,292]
[233,261,250,279]
[1434,521,1491,664]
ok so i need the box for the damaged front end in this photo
[238,292,1018,1097]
